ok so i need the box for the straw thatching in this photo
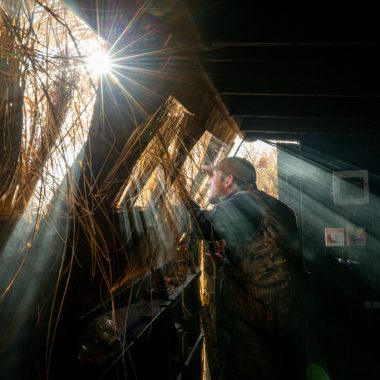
[0,1,239,377]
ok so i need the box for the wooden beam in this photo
[223,95,380,119]
[240,117,380,137]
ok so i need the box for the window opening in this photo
[229,136,282,198]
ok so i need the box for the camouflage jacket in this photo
[191,188,300,332]
[221,188,300,331]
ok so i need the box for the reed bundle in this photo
[103,95,233,290]
[0,0,99,216]
[0,2,240,375]
[0,7,25,211]
[0,2,108,374]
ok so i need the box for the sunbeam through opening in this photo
[86,49,112,76]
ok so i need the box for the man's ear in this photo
[225,174,234,188]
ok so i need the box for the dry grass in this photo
[0,1,108,376]
[0,0,234,294]
[108,96,231,288]
[0,1,237,376]
[0,1,100,216]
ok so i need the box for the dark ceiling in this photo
[66,0,380,140]
[187,0,380,139]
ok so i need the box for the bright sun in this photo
[86,50,111,75]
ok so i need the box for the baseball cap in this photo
[202,156,257,184]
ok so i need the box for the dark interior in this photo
[1,1,380,379]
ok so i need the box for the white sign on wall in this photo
[332,170,369,205]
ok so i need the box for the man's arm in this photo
[186,199,219,241]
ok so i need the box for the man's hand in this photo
[204,252,224,275]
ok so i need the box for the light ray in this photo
[86,49,112,75]
[108,1,150,55]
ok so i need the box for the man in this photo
[189,156,302,380]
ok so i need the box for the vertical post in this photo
[198,240,221,380]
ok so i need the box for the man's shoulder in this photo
[230,189,259,202]
[241,189,298,226]
[223,190,264,223]
[246,189,293,210]
[223,190,262,209]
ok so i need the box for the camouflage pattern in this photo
[189,187,302,378]
[219,187,300,332]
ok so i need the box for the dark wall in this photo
[278,136,380,380]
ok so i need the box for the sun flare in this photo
[86,50,112,76]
